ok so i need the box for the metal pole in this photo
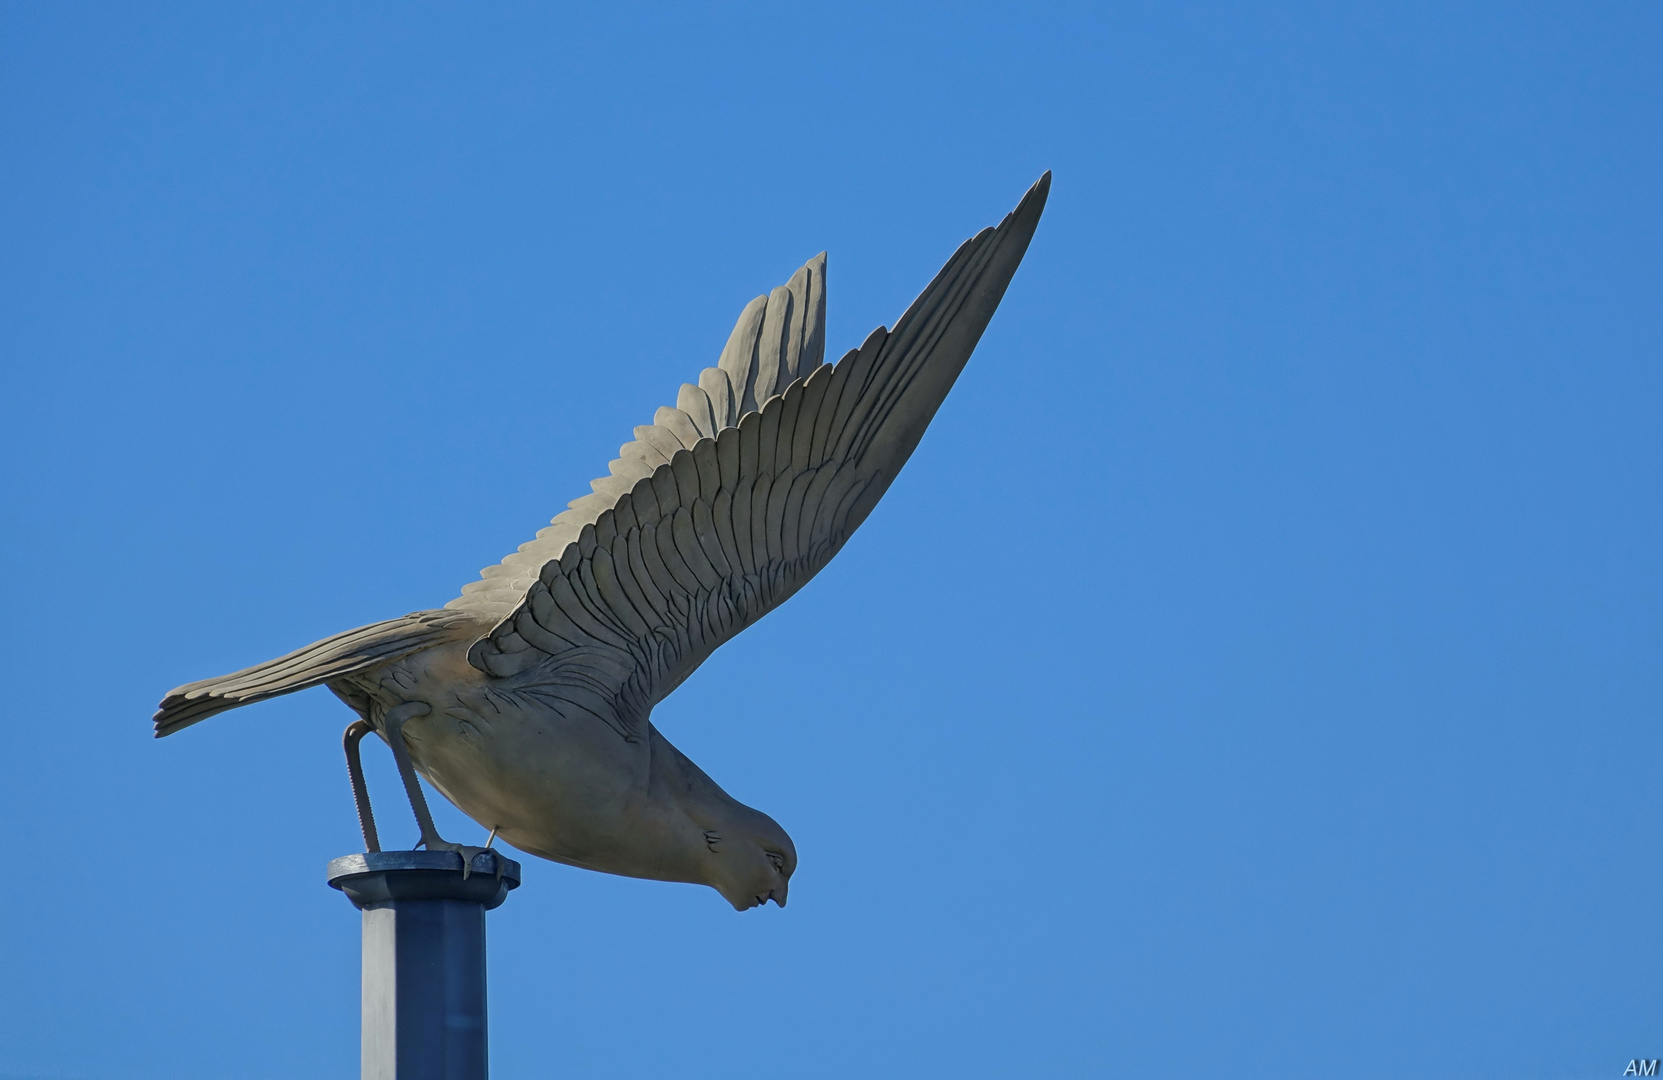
[328,850,521,1080]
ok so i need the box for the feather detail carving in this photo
[448,174,1050,742]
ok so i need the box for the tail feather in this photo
[153,609,478,737]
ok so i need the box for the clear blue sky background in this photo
[1,4,1659,1078]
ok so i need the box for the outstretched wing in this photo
[456,174,1049,741]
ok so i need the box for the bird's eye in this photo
[765,851,785,873]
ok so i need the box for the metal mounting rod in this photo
[328,850,521,1080]
[342,721,381,853]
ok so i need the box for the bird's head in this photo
[704,809,796,911]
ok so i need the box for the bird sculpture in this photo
[155,173,1049,910]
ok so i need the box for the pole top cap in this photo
[327,850,522,910]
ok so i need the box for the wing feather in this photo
[729,476,759,577]
[622,439,671,469]
[808,351,855,466]
[710,488,743,576]
[693,499,735,579]
[575,558,635,640]
[635,424,684,463]
[623,529,674,623]
[676,384,717,438]
[825,328,888,459]
[692,438,721,501]
[754,285,792,406]
[591,546,652,638]
[780,466,817,562]
[628,474,661,526]
[650,468,679,522]
[716,424,741,488]
[748,472,775,572]
[737,410,762,481]
[671,507,723,592]
[651,518,702,595]
[772,380,805,478]
[701,367,736,430]
[763,466,791,565]
[608,534,658,627]
[792,365,832,472]
[756,399,781,478]
[718,295,769,412]
[636,523,685,612]
[654,407,704,451]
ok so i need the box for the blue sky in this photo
[1,3,1659,1078]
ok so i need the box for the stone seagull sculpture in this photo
[155,173,1049,910]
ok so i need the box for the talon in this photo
[419,839,492,878]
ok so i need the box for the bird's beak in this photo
[768,884,788,908]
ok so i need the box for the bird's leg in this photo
[343,720,381,853]
[380,701,494,879]
[379,702,441,844]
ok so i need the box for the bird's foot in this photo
[416,838,501,880]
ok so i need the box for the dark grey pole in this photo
[328,850,521,1080]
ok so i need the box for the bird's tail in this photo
[153,609,479,737]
